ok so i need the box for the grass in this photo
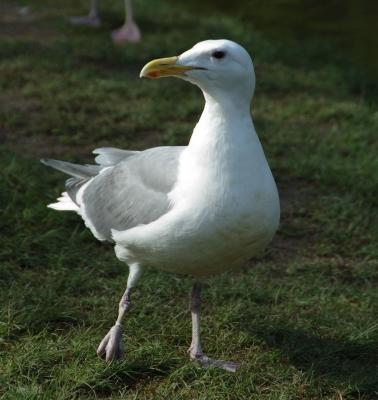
[1,0,377,398]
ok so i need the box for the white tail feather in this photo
[48,192,80,212]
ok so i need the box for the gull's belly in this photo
[115,184,280,277]
[113,141,281,277]
[153,204,278,276]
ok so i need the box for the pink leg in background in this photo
[112,0,141,44]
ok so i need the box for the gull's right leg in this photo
[69,0,101,27]
[188,281,238,372]
[97,263,142,362]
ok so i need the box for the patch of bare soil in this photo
[267,177,317,263]
[2,127,163,160]
[2,130,94,160]
[0,93,91,158]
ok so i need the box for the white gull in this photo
[42,39,280,372]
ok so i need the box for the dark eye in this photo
[212,50,226,60]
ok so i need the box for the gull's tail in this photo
[41,159,100,212]
[41,148,138,212]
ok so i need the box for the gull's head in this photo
[140,40,255,103]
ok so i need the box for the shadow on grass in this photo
[248,323,378,396]
[74,358,178,397]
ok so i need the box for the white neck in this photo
[202,90,251,121]
[172,86,271,206]
[187,88,260,161]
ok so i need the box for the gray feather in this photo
[65,177,90,205]
[40,159,101,179]
[82,146,184,240]
[41,159,100,205]
[42,146,185,241]
[93,147,139,166]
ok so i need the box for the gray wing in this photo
[92,147,139,166]
[41,148,138,205]
[81,146,185,241]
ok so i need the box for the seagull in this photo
[41,39,280,372]
[69,0,141,43]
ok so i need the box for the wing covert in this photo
[81,146,184,241]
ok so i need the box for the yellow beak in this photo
[140,56,203,79]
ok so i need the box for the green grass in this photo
[1,0,377,398]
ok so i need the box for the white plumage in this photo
[43,40,280,371]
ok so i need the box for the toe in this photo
[97,331,111,358]
[97,325,124,362]
[105,325,123,362]
[191,354,239,373]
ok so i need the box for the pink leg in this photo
[188,282,239,372]
[97,287,131,361]
[112,0,141,43]
[97,263,142,362]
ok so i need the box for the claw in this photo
[97,324,124,362]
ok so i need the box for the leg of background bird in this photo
[188,281,239,372]
[111,0,141,43]
[68,0,101,27]
[97,263,142,362]
[88,0,99,18]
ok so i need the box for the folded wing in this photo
[42,146,185,241]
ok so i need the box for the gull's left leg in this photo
[112,0,141,43]
[188,281,239,372]
[68,0,101,27]
[97,263,142,362]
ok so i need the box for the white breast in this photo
[113,121,280,277]
[112,89,280,277]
